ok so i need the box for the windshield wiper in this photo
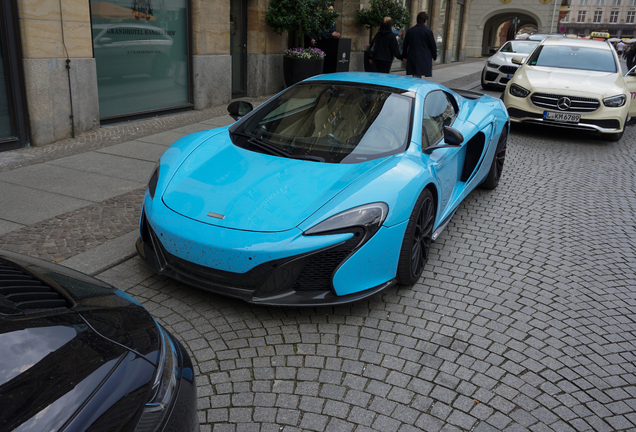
[245,136,325,162]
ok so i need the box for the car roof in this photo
[304,72,437,93]
[540,38,611,50]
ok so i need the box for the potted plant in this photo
[266,0,339,86]
[356,0,410,71]
[282,47,326,86]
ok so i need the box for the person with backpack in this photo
[368,17,403,73]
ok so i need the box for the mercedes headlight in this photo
[486,61,500,69]
[135,326,179,432]
[147,162,160,199]
[509,84,530,98]
[304,203,389,248]
[603,94,626,107]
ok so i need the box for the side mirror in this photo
[626,66,636,77]
[490,48,498,54]
[227,101,253,121]
[511,56,524,65]
[423,126,464,154]
[99,37,113,45]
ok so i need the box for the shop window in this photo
[90,0,190,119]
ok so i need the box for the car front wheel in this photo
[397,189,435,286]
[480,125,508,190]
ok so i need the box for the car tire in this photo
[396,188,435,286]
[480,125,508,190]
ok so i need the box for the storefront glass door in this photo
[0,42,14,140]
[0,0,27,151]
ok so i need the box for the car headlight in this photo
[135,326,179,432]
[486,61,500,69]
[509,84,530,98]
[603,94,626,107]
[304,203,389,248]
[147,162,160,199]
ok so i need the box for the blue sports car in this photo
[136,73,509,306]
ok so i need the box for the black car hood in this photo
[0,250,160,431]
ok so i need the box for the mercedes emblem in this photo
[557,97,572,111]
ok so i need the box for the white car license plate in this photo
[543,111,580,123]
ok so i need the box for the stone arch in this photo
[480,9,543,55]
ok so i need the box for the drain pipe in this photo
[550,0,558,33]
[59,0,75,138]
[65,59,75,139]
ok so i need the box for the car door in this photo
[421,91,464,222]
[625,67,636,117]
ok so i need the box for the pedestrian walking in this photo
[368,17,403,74]
[401,11,437,78]
[617,40,626,59]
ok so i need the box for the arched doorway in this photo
[481,12,540,55]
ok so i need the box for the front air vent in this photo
[0,258,70,312]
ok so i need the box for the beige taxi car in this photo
[503,37,636,141]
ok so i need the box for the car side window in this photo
[422,91,455,147]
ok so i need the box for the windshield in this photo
[527,45,617,72]
[231,82,413,164]
[500,41,538,54]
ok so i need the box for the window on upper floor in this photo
[578,10,587,21]
[627,10,635,22]
[594,10,603,21]
[610,10,619,22]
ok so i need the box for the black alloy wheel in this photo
[480,125,508,190]
[397,189,435,285]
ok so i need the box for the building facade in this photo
[2,0,472,151]
[560,0,636,38]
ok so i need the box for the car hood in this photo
[520,66,624,98]
[0,250,160,431]
[162,133,388,232]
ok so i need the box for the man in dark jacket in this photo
[626,43,636,72]
[369,17,402,73]
[401,11,437,78]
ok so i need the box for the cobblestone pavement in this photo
[98,122,636,431]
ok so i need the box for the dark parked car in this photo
[0,249,199,432]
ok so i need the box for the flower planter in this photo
[283,56,324,87]
[363,51,376,72]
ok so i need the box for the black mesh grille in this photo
[499,65,518,74]
[0,258,70,312]
[293,233,362,291]
[485,71,499,81]
[584,118,621,129]
[531,93,600,112]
